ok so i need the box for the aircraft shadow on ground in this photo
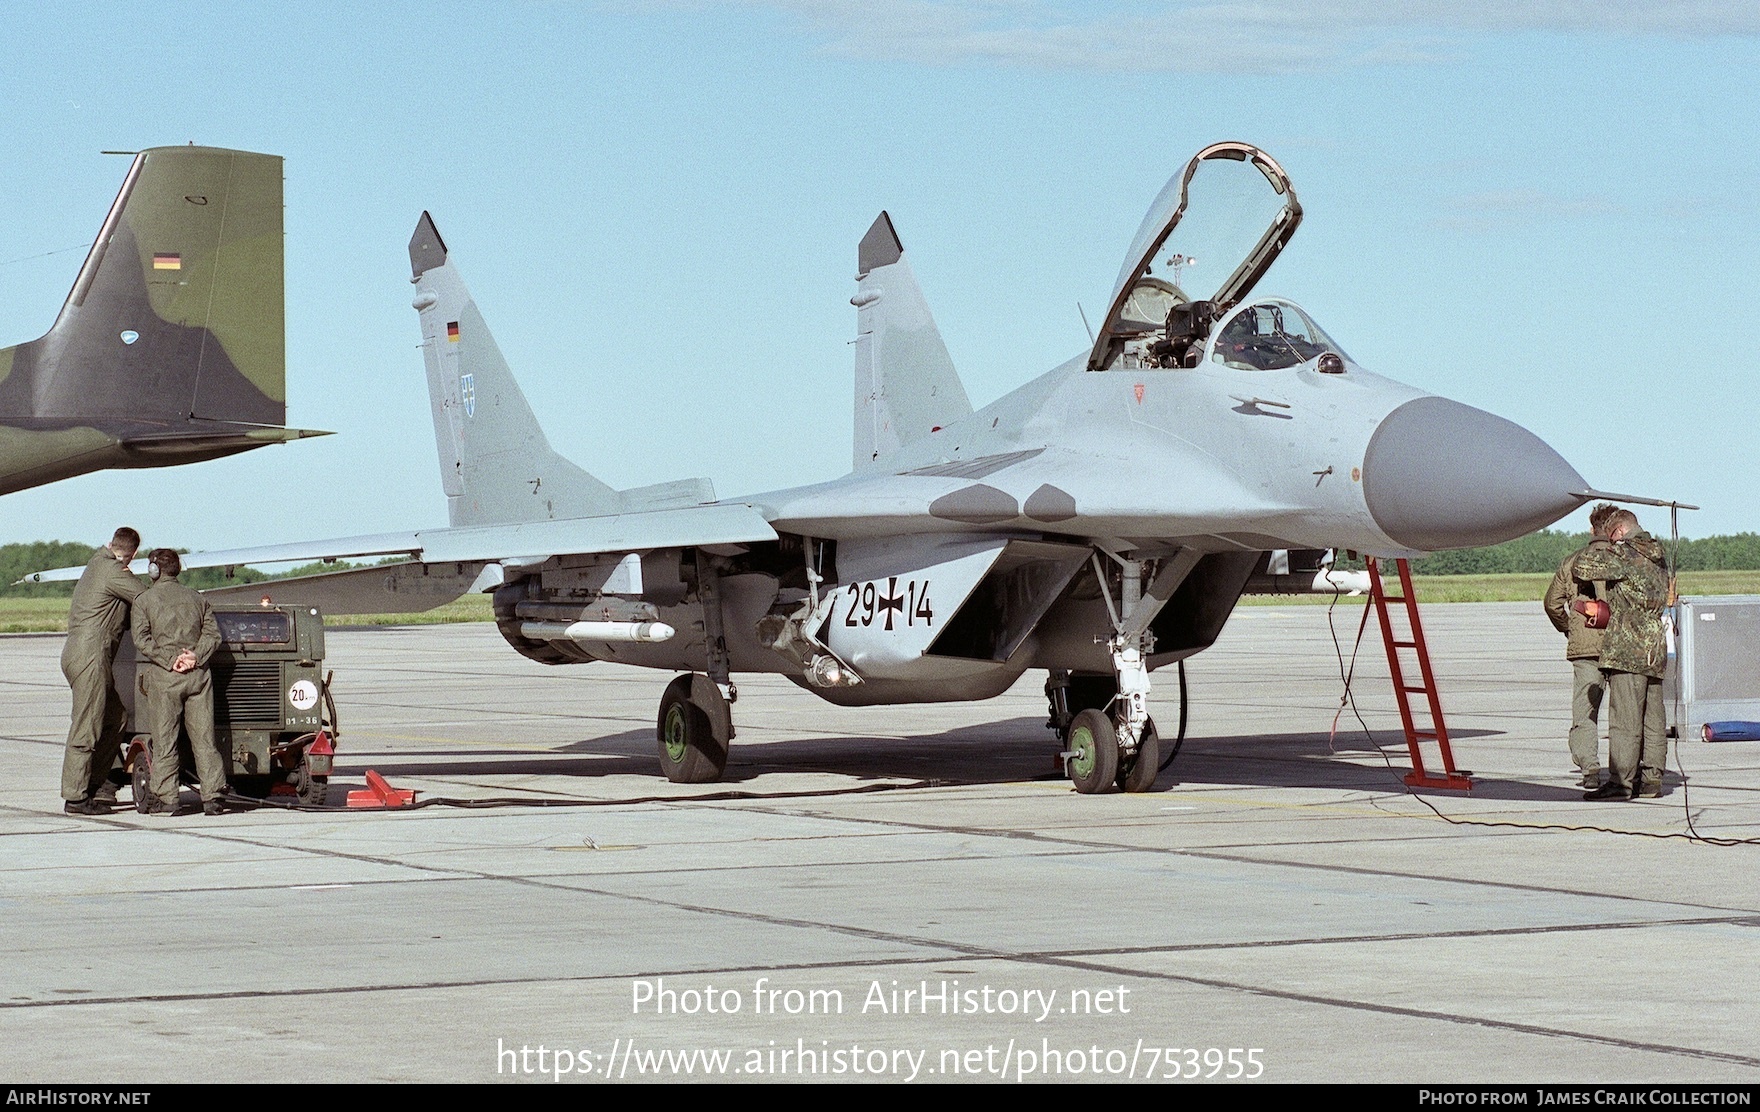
[321,717,1624,801]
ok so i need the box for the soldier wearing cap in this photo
[59,527,144,815]
[131,549,226,815]
[1574,510,1669,801]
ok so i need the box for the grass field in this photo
[0,594,496,634]
[6,573,1759,634]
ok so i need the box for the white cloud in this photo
[721,0,1760,74]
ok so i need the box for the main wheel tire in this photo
[657,678,729,784]
[294,761,328,806]
[1066,708,1118,794]
[1117,717,1160,793]
[130,744,153,814]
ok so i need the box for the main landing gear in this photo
[657,555,738,784]
[656,674,734,784]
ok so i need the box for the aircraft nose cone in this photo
[1362,396,1586,551]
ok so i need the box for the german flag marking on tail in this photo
[152,253,182,270]
[446,321,460,342]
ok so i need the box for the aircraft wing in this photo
[20,503,779,584]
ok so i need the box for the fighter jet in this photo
[0,145,326,495]
[28,142,1593,792]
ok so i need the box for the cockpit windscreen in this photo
[1209,300,1349,371]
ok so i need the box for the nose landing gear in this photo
[1048,549,1198,794]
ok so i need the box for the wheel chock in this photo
[346,770,417,809]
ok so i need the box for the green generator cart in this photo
[115,603,339,808]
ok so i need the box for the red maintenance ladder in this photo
[1365,557,1473,791]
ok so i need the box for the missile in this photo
[1317,569,1373,595]
[1242,568,1374,596]
[518,620,676,644]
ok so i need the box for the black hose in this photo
[223,777,963,813]
[1158,659,1187,771]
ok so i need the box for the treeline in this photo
[0,541,369,598]
[1340,530,1760,574]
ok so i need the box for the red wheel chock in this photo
[346,769,416,809]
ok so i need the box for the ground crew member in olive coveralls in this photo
[1544,504,1618,789]
[131,549,227,816]
[1575,511,1669,801]
[60,527,144,815]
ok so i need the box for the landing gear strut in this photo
[656,558,739,784]
[1116,717,1160,793]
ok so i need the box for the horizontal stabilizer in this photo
[115,423,332,452]
[619,476,717,512]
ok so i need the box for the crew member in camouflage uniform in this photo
[131,549,226,816]
[1626,527,1671,796]
[1544,504,1618,789]
[1575,510,1669,801]
[60,527,144,815]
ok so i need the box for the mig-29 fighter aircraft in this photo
[30,143,1594,793]
[0,146,326,495]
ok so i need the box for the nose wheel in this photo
[1116,717,1159,793]
[1061,709,1163,795]
[1050,641,1161,796]
[1064,709,1118,794]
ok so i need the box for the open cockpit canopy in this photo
[1088,143,1301,371]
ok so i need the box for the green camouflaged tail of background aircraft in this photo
[0,145,327,495]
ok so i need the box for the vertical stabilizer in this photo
[0,146,320,496]
[409,213,625,527]
[0,146,286,424]
[852,211,972,472]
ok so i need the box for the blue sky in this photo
[2,1,1755,550]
